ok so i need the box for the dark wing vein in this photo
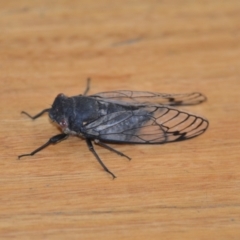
[83,105,209,144]
[90,91,206,106]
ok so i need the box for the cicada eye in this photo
[57,93,64,97]
[59,119,68,128]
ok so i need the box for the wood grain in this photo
[0,0,240,239]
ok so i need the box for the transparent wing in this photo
[90,90,206,106]
[83,106,209,144]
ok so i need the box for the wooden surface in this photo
[1,0,240,239]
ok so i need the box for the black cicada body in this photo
[19,79,209,178]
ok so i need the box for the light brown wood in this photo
[1,0,240,239]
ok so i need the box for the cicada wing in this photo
[90,90,207,106]
[83,106,209,144]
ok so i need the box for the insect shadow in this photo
[18,79,209,178]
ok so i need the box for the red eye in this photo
[59,119,67,128]
[57,93,65,98]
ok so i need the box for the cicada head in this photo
[49,93,72,131]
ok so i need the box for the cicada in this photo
[18,79,209,178]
